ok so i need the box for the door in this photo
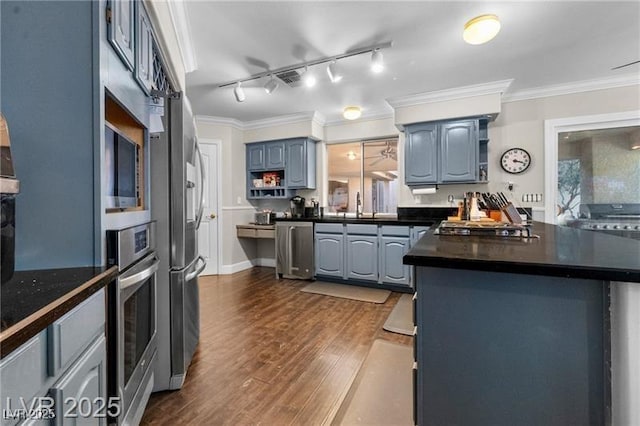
[108,0,135,70]
[197,142,219,275]
[346,235,378,281]
[379,236,412,286]
[265,141,286,170]
[440,120,478,182]
[247,144,265,170]
[286,139,307,188]
[314,233,344,278]
[135,2,154,94]
[405,123,438,184]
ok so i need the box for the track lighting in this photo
[233,82,245,102]
[264,75,279,94]
[327,61,343,83]
[371,49,384,73]
[302,66,316,88]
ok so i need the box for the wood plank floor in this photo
[141,267,412,425]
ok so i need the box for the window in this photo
[327,139,399,214]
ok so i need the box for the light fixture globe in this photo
[463,14,501,45]
[343,106,362,120]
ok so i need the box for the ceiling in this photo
[183,1,640,123]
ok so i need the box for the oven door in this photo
[117,252,159,419]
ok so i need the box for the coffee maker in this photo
[290,196,305,218]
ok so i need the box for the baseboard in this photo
[252,258,276,268]
[219,260,254,275]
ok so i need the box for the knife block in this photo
[501,203,523,224]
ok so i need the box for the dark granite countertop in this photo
[274,217,438,226]
[403,221,640,282]
[1,266,118,358]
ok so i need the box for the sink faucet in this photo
[356,191,362,218]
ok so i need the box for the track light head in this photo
[233,82,245,102]
[371,49,384,73]
[302,66,316,88]
[327,61,343,83]
[264,75,279,94]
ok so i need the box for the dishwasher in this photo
[276,221,314,279]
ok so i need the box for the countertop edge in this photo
[0,266,118,359]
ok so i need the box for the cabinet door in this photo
[315,233,344,278]
[247,144,265,171]
[265,142,286,170]
[49,336,107,426]
[108,0,135,70]
[405,124,438,185]
[439,120,478,182]
[135,2,154,95]
[411,226,431,247]
[346,235,378,281]
[380,237,412,286]
[286,139,307,188]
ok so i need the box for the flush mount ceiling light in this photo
[233,82,245,102]
[463,14,501,45]
[302,66,317,88]
[217,41,392,102]
[264,75,279,94]
[327,61,343,83]
[346,151,357,160]
[371,49,384,73]
[343,106,362,120]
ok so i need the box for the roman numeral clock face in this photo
[500,148,531,174]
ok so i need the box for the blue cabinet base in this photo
[313,275,414,294]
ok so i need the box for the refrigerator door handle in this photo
[185,255,206,282]
[287,226,295,275]
[195,139,206,230]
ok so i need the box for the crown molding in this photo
[386,79,514,109]
[324,108,394,127]
[243,111,321,130]
[167,0,198,73]
[195,115,244,130]
[502,73,640,103]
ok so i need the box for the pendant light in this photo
[327,60,343,83]
[371,49,384,73]
[264,75,279,94]
[463,14,501,45]
[233,82,245,102]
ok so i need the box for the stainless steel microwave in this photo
[105,123,139,209]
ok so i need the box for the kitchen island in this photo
[404,222,640,426]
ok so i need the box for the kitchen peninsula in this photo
[404,222,640,425]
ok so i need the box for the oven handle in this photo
[119,255,160,290]
[185,255,206,282]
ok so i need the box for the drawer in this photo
[0,331,48,426]
[256,229,275,239]
[346,224,378,235]
[315,223,344,234]
[237,227,257,238]
[47,289,105,376]
[380,225,410,237]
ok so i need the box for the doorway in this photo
[197,140,221,275]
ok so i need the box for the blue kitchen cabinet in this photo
[265,141,286,170]
[404,118,486,185]
[410,226,431,247]
[440,120,478,182]
[286,138,316,189]
[405,123,438,185]
[346,235,378,282]
[134,1,154,95]
[315,231,345,278]
[379,236,412,287]
[107,0,135,70]
[247,144,266,171]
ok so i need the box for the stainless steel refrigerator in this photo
[151,93,206,391]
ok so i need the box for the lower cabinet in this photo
[346,235,378,281]
[379,236,412,286]
[315,232,344,278]
[50,335,107,426]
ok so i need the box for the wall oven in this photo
[106,222,158,425]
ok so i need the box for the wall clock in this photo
[500,148,531,174]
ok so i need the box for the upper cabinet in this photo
[246,138,317,199]
[107,0,135,70]
[135,2,154,95]
[404,117,487,186]
[285,139,316,189]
